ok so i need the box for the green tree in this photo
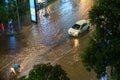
[17,0,29,16]
[0,0,29,22]
[17,63,69,80]
[0,0,15,22]
[81,0,120,79]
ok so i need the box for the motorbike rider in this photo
[10,63,21,75]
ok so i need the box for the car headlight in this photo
[74,32,78,36]
[68,30,71,34]
[75,32,78,34]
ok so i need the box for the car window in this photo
[80,23,87,29]
[72,24,80,30]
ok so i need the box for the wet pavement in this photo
[0,0,97,80]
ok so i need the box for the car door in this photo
[80,23,88,32]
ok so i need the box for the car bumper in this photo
[68,32,78,37]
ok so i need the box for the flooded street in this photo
[0,0,96,80]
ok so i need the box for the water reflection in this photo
[73,39,79,47]
[31,25,39,36]
[39,17,55,45]
[76,0,94,19]
[68,38,80,48]
[59,0,72,14]
[8,36,17,50]
[37,0,44,3]
[61,0,69,3]
[101,75,107,80]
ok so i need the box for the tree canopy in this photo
[81,0,120,79]
[0,0,29,22]
[17,63,69,80]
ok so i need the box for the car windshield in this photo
[72,24,80,30]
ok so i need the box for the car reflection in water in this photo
[73,39,79,47]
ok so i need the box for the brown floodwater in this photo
[0,0,96,80]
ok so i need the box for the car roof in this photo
[76,20,89,25]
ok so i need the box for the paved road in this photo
[0,0,96,80]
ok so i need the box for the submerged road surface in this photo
[0,0,96,80]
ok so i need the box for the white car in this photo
[68,20,90,37]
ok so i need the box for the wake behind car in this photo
[68,20,90,37]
